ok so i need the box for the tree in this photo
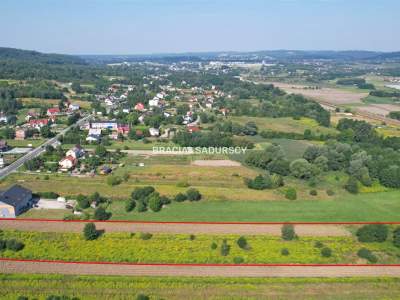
[95,144,107,158]
[394,227,400,248]
[186,188,202,201]
[281,224,296,241]
[136,294,150,300]
[94,207,111,220]
[246,174,272,190]
[148,193,162,212]
[357,248,377,263]
[83,223,99,240]
[125,199,136,212]
[6,239,24,251]
[131,186,155,200]
[321,247,332,257]
[356,224,388,243]
[40,125,53,138]
[220,239,230,256]
[289,159,316,179]
[237,236,249,250]
[174,193,187,202]
[345,177,359,194]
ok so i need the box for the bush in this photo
[246,174,273,190]
[356,224,388,243]
[148,193,162,212]
[83,223,99,240]
[314,241,324,248]
[136,294,149,300]
[309,189,318,196]
[0,239,6,251]
[77,198,90,209]
[393,227,400,248]
[5,239,24,251]
[107,175,122,186]
[233,256,244,264]
[94,207,111,220]
[285,187,297,200]
[139,232,153,240]
[136,201,147,212]
[186,188,202,201]
[176,181,190,187]
[321,247,332,257]
[125,199,136,212]
[326,189,335,196]
[38,191,59,199]
[220,239,230,256]
[160,195,171,205]
[357,248,378,263]
[174,193,187,202]
[237,236,248,250]
[281,224,296,241]
[345,177,359,194]
[281,248,290,256]
[211,242,218,249]
[189,234,196,241]
[131,186,155,200]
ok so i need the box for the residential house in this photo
[15,129,27,140]
[149,127,160,137]
[86,134,101,143]
[134,102,145,111]
[117,124,130,135]
[90,121,118,130]
[66,145,85,159]
[0,114,8,124]
[29,119,49,129]
[0,185,33,218]
[47,107,60,117]
[0,140,9,152]
[69,103,80,111]
[59,155,77,171]
[149,97,159,107]
[0,157,4,169]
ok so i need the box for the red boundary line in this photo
[1,218,400,225]
[1,257,400,267]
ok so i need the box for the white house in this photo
[149,98,159,107]
[69,103,80,111]
[88,128,102,136]
[149,128,160,137]
[59,156,77,171]
[66,145,85,159]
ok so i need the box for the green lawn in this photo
[2,274,400,300]
[106,190,400,222]
[6,139,45,148]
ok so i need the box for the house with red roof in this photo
[117,124,130,135]
[28,119,49,129]
[187,125,200,133]
[134,102,145,111]
[47,107,61,117]
[59,155,77,171]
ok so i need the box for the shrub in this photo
[5,239,24,251]
[357,248,378,263]
[148,193,162,212]
[136,294,149,300]
[131,186,155,200]
[78,197,90,209]
[94,207,111,220]
[211,242,218,250]
[160,195,171,205]
[176,181,190,187]
[345,177,359,194]
[281,248,290,256]
[285,187,297,200]
[309,189,318,196]
[186,188,202,201]
[125,199,136,212]
[38,191,59,199]
[281,224,296,241]
[136,201,147,212]
[237,236,248,250]
[326,189,335,196]
[220,239,230,256]
[83,223,99,240]
[174,193,187,202]
[233,256,244,264]
[314,241,324,248]
[0,239,6,251]
[393,227,400,248]
[107,175,122,186]
[356,224,388,243]
[189,234,196,240]
[321,247,332,257]
[246,174,273,190]
[139,232,153,240]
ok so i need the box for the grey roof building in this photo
[0,185,32,218]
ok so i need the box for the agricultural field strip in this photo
[0,220,350,236]
[2,260,400,277]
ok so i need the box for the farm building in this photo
[0,185,33,218]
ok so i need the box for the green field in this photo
[1,230,399,264]
[229,116,338,135]
[2,274,400,300]
[5,138,45,148]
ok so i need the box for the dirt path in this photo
[191,160,241,167]
[2,259,400,277]
[0,220,350,236]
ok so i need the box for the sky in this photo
[0,0,399,54]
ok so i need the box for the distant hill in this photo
[0,47,86,65]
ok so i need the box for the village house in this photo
[15,128,27,140]
[69,103,80,111]
[66,145,85,159]
[59,155,77,171]
[149,97,159,107]
[134,102,145,111]
[47,107,61,117]
[0,114,8,124]
[28,119,49,129]
[0,140,9,152]
[117,124,130,135]
[0,185,33,218]
[90,121,118,131]
[149,127,160,137]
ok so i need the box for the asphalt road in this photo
[0,114,92,179]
